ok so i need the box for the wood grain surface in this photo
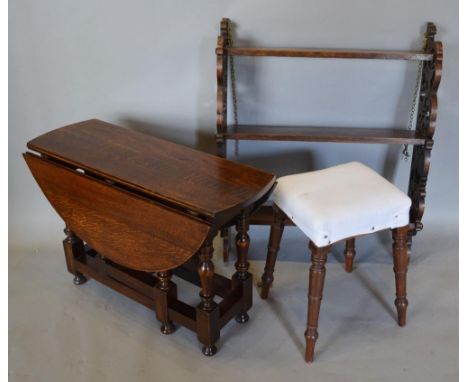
[218,47,433,61]
[24,153,211,272]
[27,119,275,222]
[221,125,425,144]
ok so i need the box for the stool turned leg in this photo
[63,227,87,285]
[344,238,356,273]
[260,206,286,299]
[305,242,331,363]
[221,228,230,262]
[197,241,220,356]
[392,226,410,326]
[155,271,176,335]
[235,213,250,323]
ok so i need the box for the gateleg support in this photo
[154,271,177,335]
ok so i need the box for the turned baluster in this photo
[155,270,176,334]
[392,226,410,326]
[197,240,220,356]
[234,213,250,323]
[305,242,331,363]
[198,242,216,312]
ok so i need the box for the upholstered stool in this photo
[260,162,412,363]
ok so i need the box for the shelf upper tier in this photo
[221,125,426,145]
[218,47,433,61]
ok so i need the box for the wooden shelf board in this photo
[222,125,425,145]
[221,47,433,61]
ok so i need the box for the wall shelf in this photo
[219,47,433,61]
[221,125,425,145]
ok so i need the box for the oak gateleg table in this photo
[24,119,276,356]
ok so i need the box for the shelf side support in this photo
[407,22,443,241]
[216,18,229,158]
[217,18,231,261]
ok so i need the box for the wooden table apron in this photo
[24,119,276,356]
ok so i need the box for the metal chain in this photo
[402,35,428,161]
[226,20,239,156]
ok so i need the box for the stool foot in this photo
[160,322,176,335]
[395,298,408,326]
[73,273,87,285]
[202,344,217,356]
[304,329,318,363]
[235,311,249,324]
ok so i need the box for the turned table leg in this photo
[305,242,331,363]
[260,206,286,299]
[154,271,177,335]
[344,238,356,273]
[197,240,220,356]
[392,226,410,326]
[63,227,87,285]
[234,213,251,323]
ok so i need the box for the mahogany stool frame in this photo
[260,205,410,362]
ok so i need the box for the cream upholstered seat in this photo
[272,162,411,247]
[261,161,413,363]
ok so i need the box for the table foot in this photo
[235,312,249,324]
[73,273,87,285]
[160,322,176,335]
[202,344,217,356]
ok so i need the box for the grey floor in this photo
[9,223,458,382]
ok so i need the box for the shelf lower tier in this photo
[221,125,426,145]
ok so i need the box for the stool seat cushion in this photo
[272,162,411,247]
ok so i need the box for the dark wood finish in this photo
[305,242,331,363]
[71,246,257,345]
[392,226,410,326]
[25,153,211,272]
[260,205,287,299]
[196,240,220,356]
[198,241,217,312]
[408,23,443,235]
[219,47,433,61]
[217,19,231,261]
[344,238,356,273]
[173,257,232,298]
[216,18,229,158]
[219,283,244,327]
[63,228,87,285]
[155,271,177,335]
[235,213,250,281]
[27,119,275,224]
[262,204,415,361]
[74,250,155,309]
[25,119,276,356]
[234,212,251,323]
[221,125,426,145]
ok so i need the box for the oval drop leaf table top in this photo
[27,119,276,222]
[24,153,211,272]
